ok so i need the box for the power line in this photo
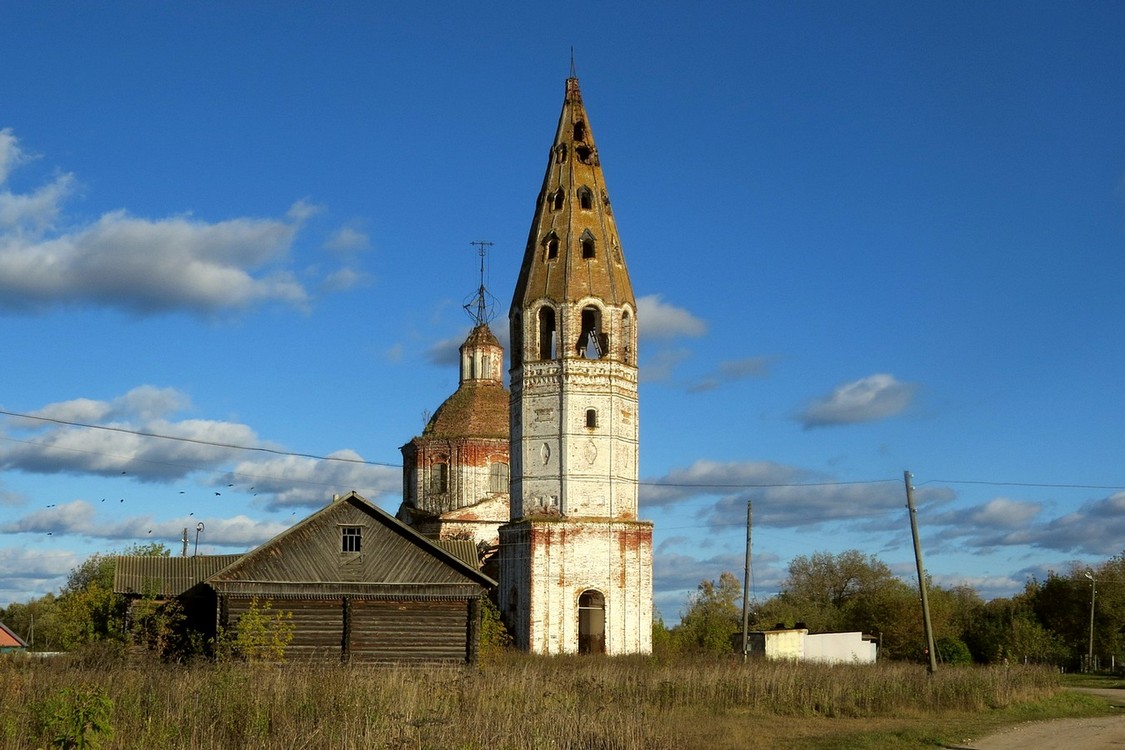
[0,408,401,469]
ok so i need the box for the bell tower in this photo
[499,75,653,655]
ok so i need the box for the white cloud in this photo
[0,387,263,481]
[223,450,400,511]
[0,500,287,549]
[796,373,917,428]
[687,356,775,392]
[0,129,316,315]
[325,225,371,252]
[637,294,707,339]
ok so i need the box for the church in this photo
[396,74,654,655]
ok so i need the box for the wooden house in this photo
[115,492,495,664]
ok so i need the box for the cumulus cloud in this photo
[687,356,775,393]
[796,373,917,428]
[0,499,287,548]
[0,128,321,316]
[0,386,263,481]
[222,450,400,511]
[637,294,707,339]
[325,225,371,252]
[935,491,1125,557]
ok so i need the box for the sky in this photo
[2,2,1124,622]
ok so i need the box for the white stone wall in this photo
[510,358,638,521]
[499,519,652,655]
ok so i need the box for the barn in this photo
[115,491,495,664]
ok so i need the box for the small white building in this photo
[749,628,877,664]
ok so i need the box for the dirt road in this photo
[950,688,1125,750]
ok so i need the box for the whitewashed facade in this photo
[499,75,654,654]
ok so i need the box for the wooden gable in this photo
[206,492,494,598]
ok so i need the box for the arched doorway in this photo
[578,590,606,654]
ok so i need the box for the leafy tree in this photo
[676,572,742,654]
[229,598,295,662]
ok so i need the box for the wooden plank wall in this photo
[223,596,472,664]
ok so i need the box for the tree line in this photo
[657,548,1125,668]
[3,545,1124,667]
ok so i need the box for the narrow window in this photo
[511,315,523,368]
[427,461,448,494]
[551,190,564,211]
[341,526,362,553]
[578,187,593,210]
[545,234,559,260]
[581,236,595,260]
[554,144,567,163]
[585,409,597,429]
[622,312,633,365]
[576,144,593,164]
[538,306,556,360]
[490,462,510,493]
[574,121,586,141]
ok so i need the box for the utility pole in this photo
[1085,569,1096,672]
[741,500,752,661]
[904,470,938,673]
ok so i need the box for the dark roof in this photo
[206,492,495,595]
[435,539,481,569]
[422,382,509,440]
[114,554,243,597]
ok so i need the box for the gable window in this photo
[490,461,510,493]
[341,526,362,553]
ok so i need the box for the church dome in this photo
[423,380,508,439]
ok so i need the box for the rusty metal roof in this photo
[113,554,242,597]
[434,539,480,569]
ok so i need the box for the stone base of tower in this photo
[498,518,653,655]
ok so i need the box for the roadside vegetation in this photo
[2,546,1124,748]
[0,651,1095,750]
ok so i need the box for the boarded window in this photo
[427,462,449,494]
[341,526,362,553]
[490,462,509,493]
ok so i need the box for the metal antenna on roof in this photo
[463,241,499,326]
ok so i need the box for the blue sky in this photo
[2,2,1124,622]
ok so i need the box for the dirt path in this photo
[949,688,1125,750]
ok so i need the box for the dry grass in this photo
[0,652,1076,749]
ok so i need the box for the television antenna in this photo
[463,241,500,326]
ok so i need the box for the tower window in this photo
[574,121,586,141]
[581,235,596,260]
[554,144,567,163]
[551,190,564,211]
[545,233,559,260]
[341,526,362,553]
[578,306,606,359]
[575,145,593,164]
[622,311,633,365]
[427,461,448,494]
[538,306,557,360]
[490,462,509,493]
[577,187,593,210]
[585,409,598,429]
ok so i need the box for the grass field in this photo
[0,652,1111,749]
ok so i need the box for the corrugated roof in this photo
[114,554,243,596]
[435,539,480,569]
